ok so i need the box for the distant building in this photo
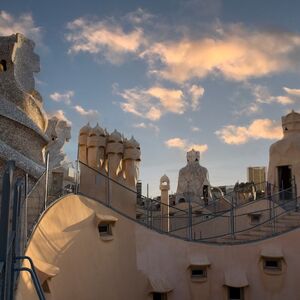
[247,166,266,192]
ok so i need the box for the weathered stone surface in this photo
[46,117,71,169]
[176,149,210,203]
[0,33,48,180]
[268,110,300,196]
[78,123,141,188]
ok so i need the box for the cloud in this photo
[191,126,201,132]
[74,105,98,117]
[66,17,144,64]
[215,118,283,145]
[235,84,296,117]
[188,84,205,111]
[252,85,294,105]
[116,83,204,120]
[50,91,74,105]
[141,24,300,83]
[147,87,185,113]
[133,122,160,133]
[48,110,72,125]
[283,87,300,97]
[124,8,154,25]
[275,96,294,105]
[165,137,208,153]
[0,11,42,44]
[116,85,186,121]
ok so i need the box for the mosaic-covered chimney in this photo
[0,33,49,184]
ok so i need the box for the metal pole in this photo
[0,161,15,300]
[230,195,235,239]
[150,198,153,229]
[10,178,23,298]
[188,195,192,240]
[107,163,110,207]
[146,184,150,228]
[268,182,272,220]
[272,192,275,234]
[44,152,50,211]
[75,144,80,194]
[24,173,28,241]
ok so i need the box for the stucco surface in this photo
[16,194,300,300]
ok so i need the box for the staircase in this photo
[213,211,300,244]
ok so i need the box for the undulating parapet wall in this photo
[78,123,141,217]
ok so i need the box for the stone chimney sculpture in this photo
[160,174,170,232]
[78,124,141,217]
[106,129,124,179]
[267,110,300,197]
[176,149,210,205]
[123,137,141,187]
[0,33,49,185]
[78,123,91,164]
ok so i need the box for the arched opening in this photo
[0,59,7,72]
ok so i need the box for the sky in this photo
[1,0,300,196]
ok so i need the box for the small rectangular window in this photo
[153,292,167,300]
[191,267,207,278]
[228,287,244,300]
[98,223,111,236]
[251,215,260,223]
[264,259,281,270]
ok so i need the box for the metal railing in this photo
[78,161,300,244]
[1,158,300,299]
[0,161,45,300]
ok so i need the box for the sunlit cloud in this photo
[187,84,205,111]
[48,110,72,125]
[236,84,296,116]
[124,8,154,25]
[141,24,300,83]
[50,91,74,105]
[191,126,201,132]
[165,137,208,153]
[74,105,98,117]
[115,82,205,120]
[66,16,144,64]
[215,118,283,145]
[133,122,160,134]
[116,85,186,121]
[283,87,300,97]
[0,10,42,44]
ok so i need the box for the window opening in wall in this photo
[153,292,167,300]
[0,59,7,72]
[98,223,112,236]
[277,165,292,200]
[191,267,207,278]
[42,281,51,294]
[228,287,244,300]
[250,214,261,224]
[263,258,281,271]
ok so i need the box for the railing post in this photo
[293,176,298,211]
[150,199,153,229]
[44,152,50,211]
[272,192,275,234]
[267,182,272,220]
[107,164,111,207]
[230,195,235,239]
[0,161,15,300]
[75,160,80,195]
[188,197,193,240]
[10,178,23,295]
[24,173,29,243]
